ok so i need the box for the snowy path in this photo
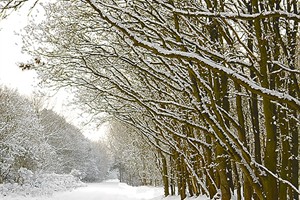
[2,179,208,200]
[50,180,163,200]
[3,180,164,200]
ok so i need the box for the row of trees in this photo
[0,86,110,183]
[20,0,299,199]
[107,120,162,186]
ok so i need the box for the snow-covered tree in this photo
[84,141,111,182]
[0,86,54,183]
[107,119,161,186]
[39,109,110,181]
[0,86,110,184]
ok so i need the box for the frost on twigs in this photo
[0,0,39,20]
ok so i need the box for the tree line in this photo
[0,86,110,184]
[107,119,162,186]
[2,0,299,199]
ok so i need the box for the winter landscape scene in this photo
[0,0,299,200]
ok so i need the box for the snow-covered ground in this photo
[1,179,208,200]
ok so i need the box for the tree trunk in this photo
[235,83,253,200]
[161,152,170,197]
[205,135,218,198]
[287,2,299,199]
[214,73,231,200]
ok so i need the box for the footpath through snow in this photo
[1,179,208,200]
[50,179,163,200]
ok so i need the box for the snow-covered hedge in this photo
[0,169,86,197]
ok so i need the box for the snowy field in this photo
[1,179,208,200]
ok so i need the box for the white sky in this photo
[0,2,108,141]
[0,4,37,96]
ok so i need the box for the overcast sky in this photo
[0,5,37,96]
